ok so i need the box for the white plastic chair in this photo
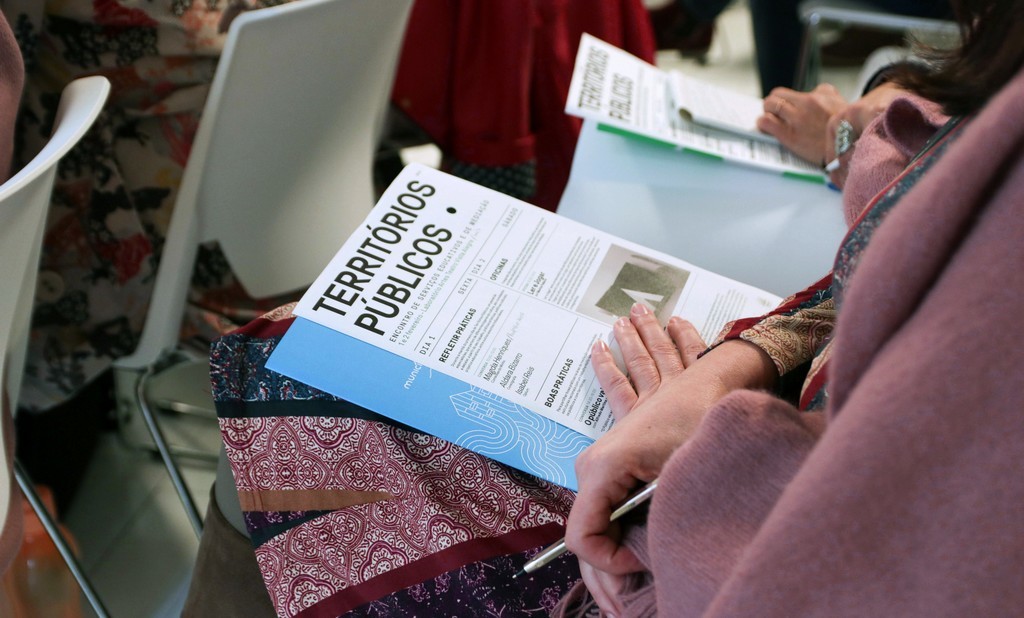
[111,0,414,536]
[1,75,111,618]
[796,0,958,90]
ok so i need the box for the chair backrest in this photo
[117,0,413,370]
[799,0,959,33]
[0,75,110,569]
[0,76,110,413]
[796,0,958,90]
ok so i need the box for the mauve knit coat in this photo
[616,67,1024,616]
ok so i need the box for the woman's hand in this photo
[569,304,774,609]
[595,304,707,425]
[567,307,714,577]
[565,303,777,614]
[571,303,709,612]
[757,84,847,165]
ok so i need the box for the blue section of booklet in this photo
[266,317,592,490]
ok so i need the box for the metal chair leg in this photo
[135,365,204,538]
[14,460,111,618]
[114,359,219,464]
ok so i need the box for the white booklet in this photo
[566,33,820,179]
[268,164,780,488]
[669,72,777,143]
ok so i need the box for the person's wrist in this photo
[703,339,779,393]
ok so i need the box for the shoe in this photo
[820,27,906,67]
[648,2,714,59]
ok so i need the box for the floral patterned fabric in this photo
[7,0,654,412]
[5,0,295,413]
[211,304,582,617]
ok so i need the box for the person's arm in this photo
[565,306,778,577]
[566,274,837,613]
[756,78,919,184]
[711,274,835,382]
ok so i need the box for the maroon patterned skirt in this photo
[211,305,581,617]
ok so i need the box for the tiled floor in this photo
[64,400,219,617]
[58,3,867,616]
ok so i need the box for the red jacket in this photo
[392,0,655,211]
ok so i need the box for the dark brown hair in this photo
[893,0,1024,116]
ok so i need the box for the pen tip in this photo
[512,569,526,580]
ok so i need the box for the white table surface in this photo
[558,121,848,297]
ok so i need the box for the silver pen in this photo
[512,478,659,578]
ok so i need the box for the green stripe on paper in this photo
[782,170,826,183]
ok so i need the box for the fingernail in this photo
[631,302,650,316]
[615,316,629,329]
[592,340,608,354]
